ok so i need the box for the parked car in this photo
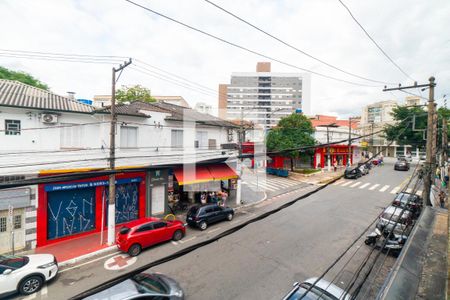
[394,158,410,171]
[282,277,351,300]
[186,203,234,230]
[344,166,362,179]
[84,272,184,300]
[377,205,413,233]
[0,254,58,297]
[116,217,186,256]
[393,192,422,217]
[397,155,412,163]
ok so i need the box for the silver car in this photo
[84,272,184,300]
[282,277,351,300]
[377,205,412,233]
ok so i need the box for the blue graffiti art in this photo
[105,183,139,224]
[47,188,96,240]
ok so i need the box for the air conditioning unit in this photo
[42,114,58,124]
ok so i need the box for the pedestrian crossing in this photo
[332,179,422,195]
[242,176,302,192]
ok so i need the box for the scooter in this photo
[365,227,381,245]
[364,226,408,255]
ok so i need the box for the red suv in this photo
[116,217,186,256]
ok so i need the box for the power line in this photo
[123,0,380,87]
[202,0,392,85]
[336,0,414,81]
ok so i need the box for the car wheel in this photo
[227,213,233,221]
[128,243,142,256]
[172,229,184,241]
[199,221,207,231]
[19,275,43,295]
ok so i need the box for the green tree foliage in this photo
[384,105,450,148]
[266,113,315,170]
[116,85,155,103]
[0,66,49,90]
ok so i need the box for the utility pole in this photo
[383,77,436,206]
[326,125,331,171]
[107,58,132,246]
[443,117,448,166]
[236,108,244,205]
[348,117,352,166]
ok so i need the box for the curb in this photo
[58,245,118,268]
[235,191,268,211]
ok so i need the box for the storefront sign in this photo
[45,177,142,192]
[150,169,167,184]
[183,181,221,192]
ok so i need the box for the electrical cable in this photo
[336,0,414,82]
[123,0,380,88]
[202,0,392,85]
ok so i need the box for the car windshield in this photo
[0,255,29,269]
[133,273,169,294]
[381,212,406,224]
[188,206,199,215]
[286,284,336,300]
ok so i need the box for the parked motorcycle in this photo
[364,226,409,256]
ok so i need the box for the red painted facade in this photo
[37,172,146,247]
[313,145,356,169]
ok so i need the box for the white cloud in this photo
[0,0,448,116]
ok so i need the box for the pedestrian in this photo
[221,190,228,207]
[439,191,446,208]
[333,161,337,172]
[200,192,207,205]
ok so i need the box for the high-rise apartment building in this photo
[219,62,310,129]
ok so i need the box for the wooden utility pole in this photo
[383,77,436,206]
[107,58,132,246]
[348,117,352,166]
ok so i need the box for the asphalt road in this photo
[10,161,412,299]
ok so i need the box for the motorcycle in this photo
[364,226,409,256]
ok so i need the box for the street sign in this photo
[361,141,368,147]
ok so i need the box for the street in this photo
[11,160,412,300]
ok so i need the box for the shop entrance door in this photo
[151,185,165,215]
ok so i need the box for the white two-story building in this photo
[0,79,238,253]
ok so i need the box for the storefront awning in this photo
[174,164,238,186]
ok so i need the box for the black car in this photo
[393,192,422,218]
[344,166,362,179]
[394,158,410,171]
[186,204,234,230]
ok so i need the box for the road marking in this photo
[359,183,371,189]
[333,180,343,185]
[417,190,423,195]
[350,182,361,188]
[341,181,353,187]
[171,241,179,245]
[41,285,48,297]
[369,184,380,190]
[380,185,390,192]
[207,227,222,233]
[59,251,119,273]
[179,236,197,244]
[104,254,137,271]
[390,186,400,194]
[406,188,413,193]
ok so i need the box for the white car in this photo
[0,254,58,297]
[282,277,351,300]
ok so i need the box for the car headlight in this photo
[38,262,56,269]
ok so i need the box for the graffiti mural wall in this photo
[106,183,139,224]
[47,188,96,240]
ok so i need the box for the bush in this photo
[293,168,321,175]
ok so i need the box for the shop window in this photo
[5,120,21,135]
[0,217,6,232]
[14,215,21,229]
[227,129,234,142]
[171,130,183,148]
[120,126,138,148]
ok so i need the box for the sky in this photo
[0,0,449,118]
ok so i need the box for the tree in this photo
[116,85,155,103]
[384,105,450,149]
[266,113,315,171]
[0,66,49,90]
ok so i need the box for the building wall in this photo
[218,84,228,119]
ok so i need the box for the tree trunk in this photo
[290,157,294,172]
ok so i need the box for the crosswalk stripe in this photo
[333,180,344,185]
[369,184,380,190]
[262,181,284,189]
[341,181,353,187]
[253,182,278,191]
[268,178,298,186]
[380,185,390,192]
[390,186,400,194]
[350,182,361,188]
[359,183,371,189]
